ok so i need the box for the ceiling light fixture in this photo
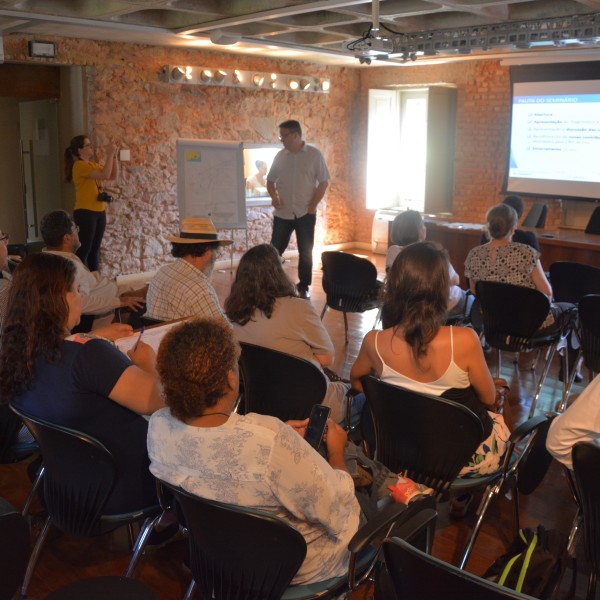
[161,66,329,94]
[213,70,227,83]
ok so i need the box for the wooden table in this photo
[424,220,600,287]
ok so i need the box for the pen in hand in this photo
[133,325,145,351]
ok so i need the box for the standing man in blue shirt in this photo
[267,120,330,299]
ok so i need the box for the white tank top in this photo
[376,326,471,396]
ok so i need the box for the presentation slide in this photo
[507,80,600,200]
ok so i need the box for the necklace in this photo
[197,412,230,419]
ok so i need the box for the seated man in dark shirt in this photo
[480,195,539,251]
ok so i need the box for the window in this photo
[366,86,457,214]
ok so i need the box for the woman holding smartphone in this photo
[64,135,119,271]
[147,318,359,586]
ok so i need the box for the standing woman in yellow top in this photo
[64,135,119,271]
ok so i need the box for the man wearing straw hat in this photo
[146,217,232,322]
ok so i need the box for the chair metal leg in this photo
[22,465,44,518]
[183,579,196,600]
[459,481,500,570]
[495,349,502,379]
[20,514,52,598]
[124,513,163,578]
[587,570,597,600]
[343,311,349,344]
[513,484,521,534]
[557,348,582,413]
[528,344,556,418]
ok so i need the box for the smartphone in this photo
[304,405,331,451]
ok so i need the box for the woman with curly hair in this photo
[147,318,360,585]
[351,241,510,479]
[224,243,364,424]
[0,253,163,512]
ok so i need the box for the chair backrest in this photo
[584,206,600,234]
[238,342,327,421]
[0,405,23,463]
[522,203,547,229]
[511,413,557,495]
[475,281,550,351]
[10,406,117,536]
[161,481,307,600]
[321,251,380,312]
[0,505,29,600]
[383,536,536,599]
[361,376,484,498]
[578,294,600,373]
[572,442,600,578]
[549,262,600,304]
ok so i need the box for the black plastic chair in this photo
[0,501,29,600]
[238,342,328,422]
[45,576,158,600]
[320,251,382,343]
[475,281,573,418]
[549,262,600,305]
[161,480,438,600]
[458,413,557,569]
[584,206,600,235]
[10,408,164,598]
[572,441,600,600]
[522,202,548,228]
[361,376,484,500]
[383,536,537,600]
[0,405,37,464]
[578,294,600,376]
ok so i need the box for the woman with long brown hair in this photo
[351,241,510,479]
[225,243,364,424]
[0,253,162,512]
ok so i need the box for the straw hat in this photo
[165,217,233,245]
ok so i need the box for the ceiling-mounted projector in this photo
[344,36,393,61]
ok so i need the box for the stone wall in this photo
[3,34,566,273]
[4,34,360,277]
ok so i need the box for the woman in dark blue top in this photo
[0,253,164,513]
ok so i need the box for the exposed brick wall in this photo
[353,59,563,244]
[4,34,360,277]
[3,33,564,274]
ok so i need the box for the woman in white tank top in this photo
[351,241,510,478]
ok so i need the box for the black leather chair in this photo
[320,251,382,344]
[522,203,548,228]
[11,408,164,597]
[238,342,328,422]
[383,536,537,599]
[584,206,600,235]
[0,501,29,600]
[572,441,600,600]
[459,413,557,569]
[476,281,573,418]
[161,480,438,600]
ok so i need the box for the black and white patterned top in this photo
[464,242,538,289]
[465,242,554,328]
